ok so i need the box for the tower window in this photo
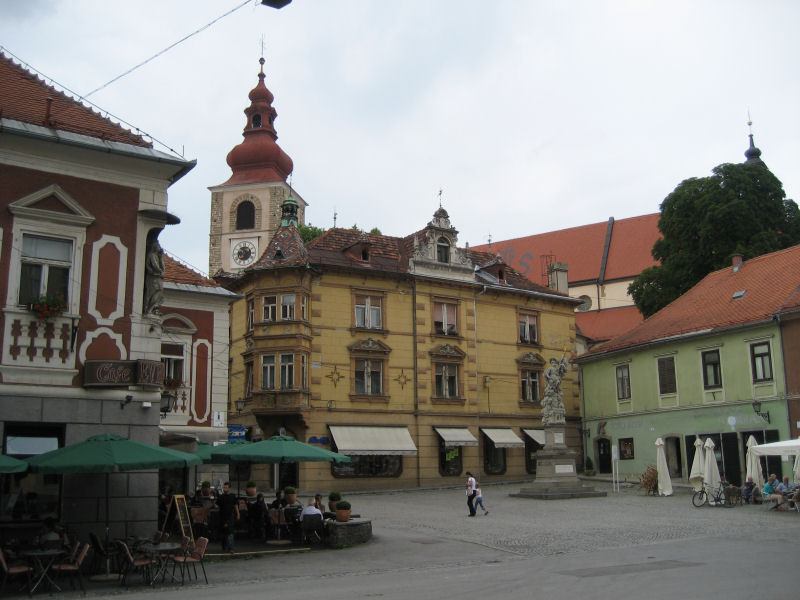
[236,201,255,230]
[436,237,450,263]
[252,114,262,128]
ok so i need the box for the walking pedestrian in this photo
[475,483,488,515]
[216,481,240,553]
[466,471,477,517]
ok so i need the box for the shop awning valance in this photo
[481,428,524,448]
[522,429,546,445]
[434,427,478,447]
[328,425,417,455]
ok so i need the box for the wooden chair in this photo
[170,536,208,585]
[0,548,33,597]
[117,541,156,587]
[51,542,90,594]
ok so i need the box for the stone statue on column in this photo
[144,239,165,315]
[541,356,569,426]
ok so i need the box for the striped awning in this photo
[481,428,524,448]
[328,425,417,456]
[433,427,478,447]
[522,429,546,445]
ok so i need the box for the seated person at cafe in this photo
[248,493,268,540]
[742,477,756,504]
[38,517,63,547]
[299,499,322,522]
[763,474,785,507]
[270,490,288,510]
[776,476,791,495]
[313,494,326,512]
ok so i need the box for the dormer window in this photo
[498,269,505,282]
[436,237,450,263]
[252,114,262,128]
[361,248,369,261]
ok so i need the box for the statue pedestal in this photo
[512,425,606,500]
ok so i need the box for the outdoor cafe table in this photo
[138,541,182,585]
[19,547,66,593]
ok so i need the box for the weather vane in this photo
[438,188,443,208]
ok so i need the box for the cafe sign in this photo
[83,359,164,388]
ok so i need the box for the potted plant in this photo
[284,485,297,504]
[27,291,68,322]
[328,490,342,511]
[246,480,257,497]
[335,499,351,522]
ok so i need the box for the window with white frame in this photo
[435,363,459,398]
[301,295,307,320]
[281,294,295,320]
[657,356,677,395]
[436,237,450,263]
[433,301,458,336]
[18,234,72,306]
[750,342,773,382]
[261,355,276,390]
[518,312,538,344]
[263,296,277,322]
[701,349,722,389]
[161,343,185,387]
[280,353,294,389]
[354,359,383,395]
[521,369,540,403]
[355,295,382,329]
[616,364,631,400]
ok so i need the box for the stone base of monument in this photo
[511,425,606,500]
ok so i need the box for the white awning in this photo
[522,429,546,445]
[434,427,478,447]
[481,428,524,448]
[159,425,228,445]
[329,425,418,455]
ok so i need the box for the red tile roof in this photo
[248,225,308,270]
[0,52,151,147]
[583,243,800,357]
[575,306,645,343]
[164,255,220,288]
[472,213,661,285]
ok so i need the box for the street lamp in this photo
[160,392,176,418]
[235,397,246,414]
[752,400,770,424]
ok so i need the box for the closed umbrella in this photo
[0,453,27,474]
[688,436,705,491]
[702,437,722,497]
[745,435,765,489]
[655,438,673,496]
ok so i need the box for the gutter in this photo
[474,285,488,471]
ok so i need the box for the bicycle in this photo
[692,482,733,507]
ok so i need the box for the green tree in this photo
[629,162,800,317]
[298,223,326,243]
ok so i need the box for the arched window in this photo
[252,114,262,128]
[236,201,255,230]
[436,237,450,263]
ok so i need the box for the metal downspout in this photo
[411,277,420,487]
[776,313,792,436]
[474,286,487,471]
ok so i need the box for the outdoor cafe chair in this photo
[170,536,208,585]
[300,514,323,544]
[0,548,33,597]
[50,542,90,594]
[117,541,156,587]
[89,531,121,575]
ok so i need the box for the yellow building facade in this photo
[224,202,582,493]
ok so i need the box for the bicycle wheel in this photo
[692,490,708,507]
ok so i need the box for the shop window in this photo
[439,441,463,476]
[331,455,402,478]
[483,432,506,475]
[525,436,543,474]
[619,438,634,460]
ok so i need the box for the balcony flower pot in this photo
[328,491,342,512]
[27,291,67,322]
[284,486,297,505]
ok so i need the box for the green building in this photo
[576,245,800,485]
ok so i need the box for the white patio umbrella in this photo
[688,436,705,491]
[655,438,673,496]
[793,455,800,482]
[703,437,722,495]
[745,435,765,489]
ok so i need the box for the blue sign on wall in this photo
[228,424,247,442]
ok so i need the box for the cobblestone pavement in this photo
[45,480,800,598]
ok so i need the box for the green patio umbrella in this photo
[26,433,202,473]
[0,453,28,474]
[197,439,251,464]
[209,435,351,464]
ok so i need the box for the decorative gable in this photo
[408,207,474,281]
[348,337,392,355]
[429,343,467,360]
[9,184,95,226]
[516,351,545,367]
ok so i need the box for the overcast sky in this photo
[3,1,799,275]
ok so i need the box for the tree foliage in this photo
[298,223,326,243]
[629,162,800,317]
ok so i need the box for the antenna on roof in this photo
[260,34,266,58]
[333,208,337,228]
[486,233,492,251]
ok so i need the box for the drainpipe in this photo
[776,313,792,437]
[474,286,487,471]
[410,276,420,487]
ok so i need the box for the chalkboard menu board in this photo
[162,494,194,543]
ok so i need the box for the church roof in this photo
[0,51,152,147]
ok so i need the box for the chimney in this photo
[548,261,569,293]
[732,254,743,272]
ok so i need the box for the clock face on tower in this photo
[232,240,256,266]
